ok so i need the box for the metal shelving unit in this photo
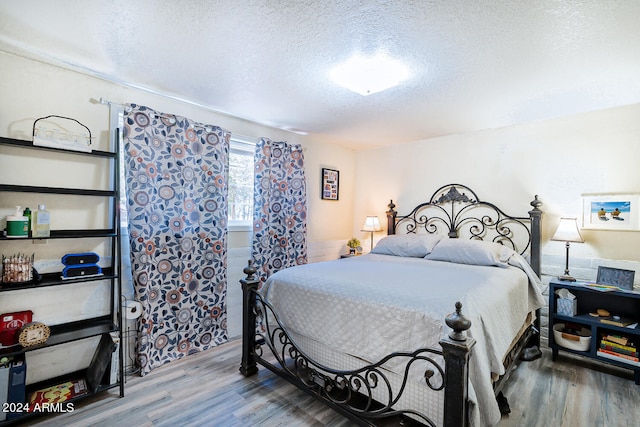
[0,135,124,424]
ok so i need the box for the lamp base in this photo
[557,275,576,282]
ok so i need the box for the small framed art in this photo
[596,266,635,291]
[321,168,339,200]
[582,193,640,231]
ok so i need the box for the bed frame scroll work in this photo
[240,260,476,427]
[386,184,542,270]
[240,183,543,427]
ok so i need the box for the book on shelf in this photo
[28,378,88,408]
[605,334,630,346]
[583,283,620,292]
[0,362,9,422]
[600,343,638,357]
[599,316,636,327]
[597,349,640,365]
[600,338,637,353]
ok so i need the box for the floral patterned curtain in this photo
[252,138,308,284]
[123,104,230,375]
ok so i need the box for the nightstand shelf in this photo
[548,279,640,384]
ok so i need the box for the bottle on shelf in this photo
[32,204,50,238]
[22,207,31,237]
[6,206,29,238]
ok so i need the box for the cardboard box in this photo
[0,311,33,346]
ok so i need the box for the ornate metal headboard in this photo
[386,184,543,276]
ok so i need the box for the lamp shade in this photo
[551,218,584,243]
[361,216,382,232]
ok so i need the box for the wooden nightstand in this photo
[548,279,640,384]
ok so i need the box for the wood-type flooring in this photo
[16,339,640,427]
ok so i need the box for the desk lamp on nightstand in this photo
[361,216,382,251]
[551,217,584,281]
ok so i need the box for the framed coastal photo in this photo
[582,193,640,231]
[321,168,339,200]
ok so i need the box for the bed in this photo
[239,184,545,427]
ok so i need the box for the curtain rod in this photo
[94,95,308,137]
[94,97,131,112]
[95,97,259,143]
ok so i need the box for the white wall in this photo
[354,104,640,264]
[0,51,357,375]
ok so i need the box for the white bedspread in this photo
[260,253,545,426]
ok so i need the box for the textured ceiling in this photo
[1,1,639,149]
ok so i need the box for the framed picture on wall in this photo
[321,168,339,200]
[582,193,640,231]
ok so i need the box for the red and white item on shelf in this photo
[0,310,33,346]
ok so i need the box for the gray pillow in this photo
[424,238,516,268]
[371,234,444,257]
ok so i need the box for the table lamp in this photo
[551,217,584,281]
[361,216,382,251]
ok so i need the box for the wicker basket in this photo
[553,323,591,352]
[1,254,33,284]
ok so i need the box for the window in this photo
[228,135,255,230]
[118,128,256,231]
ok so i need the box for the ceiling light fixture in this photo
[329,54,409,96]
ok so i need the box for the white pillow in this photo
[371,234,444,257]
[424,238,516,268]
